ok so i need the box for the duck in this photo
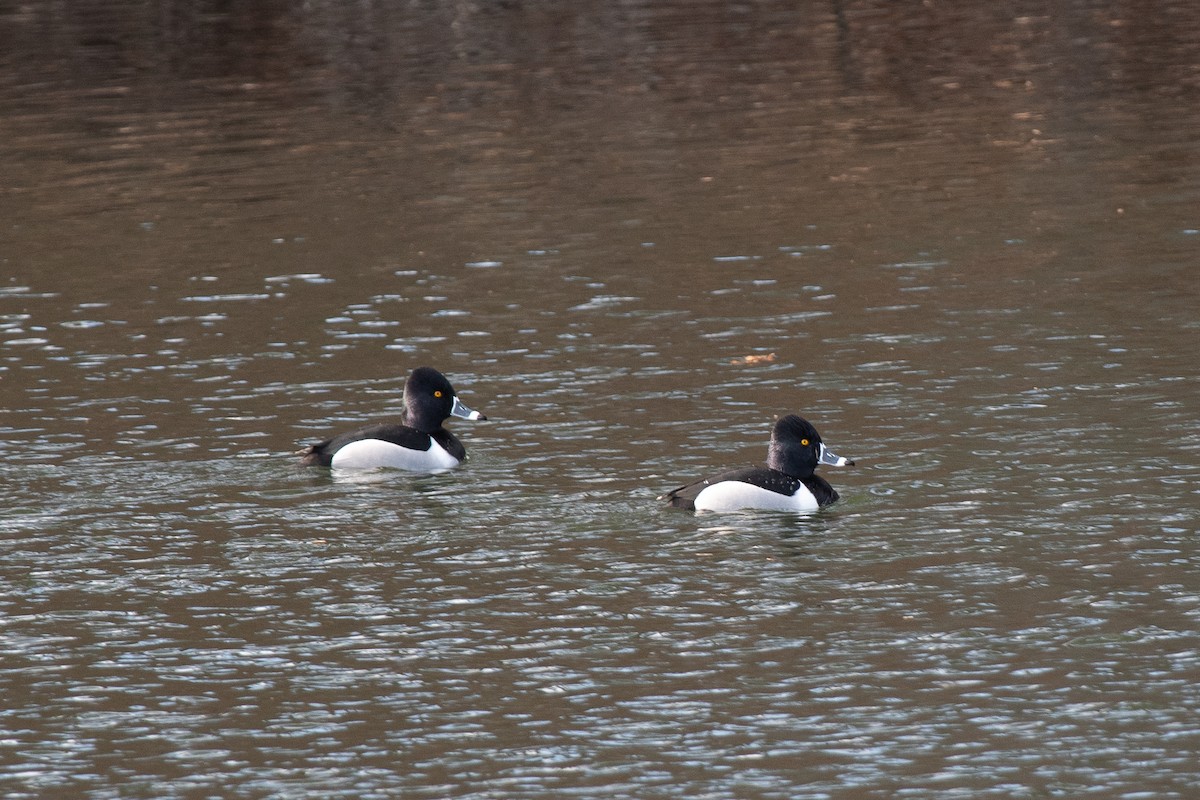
[663,414,853,512]
[299,366,486,471]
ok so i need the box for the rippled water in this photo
[3,1,1200,797]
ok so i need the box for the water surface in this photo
[3,1,1199,798]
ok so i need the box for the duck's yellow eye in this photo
[434,390,443,398]
[801,439,810,446]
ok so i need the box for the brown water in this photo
[3,1,1199,798]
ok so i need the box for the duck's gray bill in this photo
[818,442,854,467]
[451,396,487,421]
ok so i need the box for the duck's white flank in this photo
[330,437,459,472]
[692,481,819,513]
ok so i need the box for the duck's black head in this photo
[767,414,853,478]
[403,367,486,432]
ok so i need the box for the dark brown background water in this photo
[3,1,1199,798]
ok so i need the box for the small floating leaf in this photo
[731,352,777,365]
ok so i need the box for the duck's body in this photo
[667,465,839,513]
[664,414,852,513]
[303,423,466,471]
[300,367,485,471]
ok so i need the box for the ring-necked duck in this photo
[299,366,486,471]
[663,414,853,512]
